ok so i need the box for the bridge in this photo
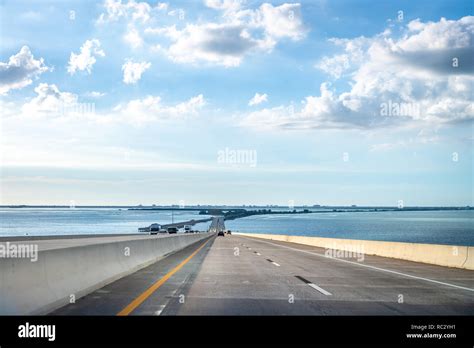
[50,233,473,315]
[1,231,473,315]
[207,216,225,233]
[138,218,213,232]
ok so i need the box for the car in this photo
[167,227,178,234]
[158,229,168,234]
[226,230,232,235]
[217,231,225,236]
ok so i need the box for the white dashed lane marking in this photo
[241,236,474,293]
[154,305,166,316]
[266,258,280,267]
[295,275,332,296]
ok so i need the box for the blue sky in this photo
[0,0,472,206]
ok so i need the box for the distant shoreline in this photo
[1,205,472,211]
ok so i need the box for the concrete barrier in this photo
[235,232,474,270]
[0,232,213,315]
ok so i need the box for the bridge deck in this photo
[52,234,474,315]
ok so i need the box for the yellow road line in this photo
[117,237,213,316]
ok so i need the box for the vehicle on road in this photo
[226,230,232,235]
[218,231,225,236]
[149,224,162,235]
[184,225,191,232]
[167,227,178,234]
[158,229,168,234]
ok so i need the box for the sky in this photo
[0,0,473,206]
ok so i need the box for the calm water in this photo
[0,208,472,246]
[0,208,212,237]
[227,210,474,246]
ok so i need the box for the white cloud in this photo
[254,3,306,41]
[144,25,173,37]
[0,46,50,95]
[315,36,371,79]
[204,0,243,12]
[173,94,206,113]
[242,83,348,130]
[315,54,350,79]
[205,0,306,41]
[248,92,268,106]
[144,2,306,67]
[244,16,474,130]
[21,83,79,117]
[109,94,206,125]
[404,17,472,50]
[67,39,105,75]
[97,0,168,24]
[156,2,168,11]
[155,23,271,67]
[99,1,307,67]
[99,0,147,23]
[85,91,106,98]
[124,26,144,48]
[4,83,205,126]
[122,60,151,84]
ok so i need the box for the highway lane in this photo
[52,234,474,315]
[52,235,215,315]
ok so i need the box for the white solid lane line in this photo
[240,236,474,293]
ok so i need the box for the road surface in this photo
[52,234,474,315]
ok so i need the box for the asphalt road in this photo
[52,234,474,315]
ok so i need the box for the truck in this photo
[149,224,162,235]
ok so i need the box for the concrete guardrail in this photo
[235,232,474,270]
[0,232,213,315]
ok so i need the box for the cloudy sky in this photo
[0,0,472,206]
